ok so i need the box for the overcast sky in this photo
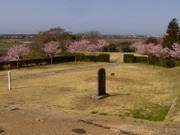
[0,0,180,35]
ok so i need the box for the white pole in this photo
[8,71,11,90]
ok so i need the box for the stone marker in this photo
[8,71,11,90]
[72,128,86,134]
[98,68,106,96]
[92,68,109,100]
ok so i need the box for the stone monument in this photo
[92,68,109,100]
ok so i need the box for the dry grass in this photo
[0,53,180,122]
[107,38,147,45]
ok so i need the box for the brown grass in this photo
[0,53,180,122]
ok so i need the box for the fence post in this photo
[8,71,11,90]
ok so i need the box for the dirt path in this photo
[1,108,180,135]
[0,62,117,79]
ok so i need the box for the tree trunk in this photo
[51,57,53,65]
[16,59,19,69]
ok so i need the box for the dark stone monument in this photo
[92,68,109,100]
[98,68,106,96]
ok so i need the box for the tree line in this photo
[0,18,179,68]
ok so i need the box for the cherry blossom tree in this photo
[96,39,110,51]
[5,45,31,69]
[66,39,109,53]
[131,42,171,59]
[170,43,180,59]
[66,39,90,53]
[130,42,172,65]
[151,45,170,59]
[0,56,12,62]
[42,41,62,64]
[0,56,3,62]
[66,39,109,61]
[136,43,155,55]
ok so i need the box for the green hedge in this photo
[135,56,149,63]
[123,54,135,63]
[161,59,175,68]
[76,54,110,62]
[175,61,180,67]
[53,56,76,63]
[0,56,76,70]
[123,54,180,68]
[0,54,110,70]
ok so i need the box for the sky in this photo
[0,0,180,36]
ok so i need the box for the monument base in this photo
[92,93,109,100]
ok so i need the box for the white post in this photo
[8,71,11,90]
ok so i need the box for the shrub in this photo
[0,56,76,70]
[117,42,133,52]
[98,54,110,62]
[145,37,159,45]
[123,54,135,63]
[135,56,149,63]
[76,54,110,62]
[175,60,180,67]
[103,43,117,52]
[53,56,75,63]
[161,59,175,68]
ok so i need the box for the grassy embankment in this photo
[0,53,179,122]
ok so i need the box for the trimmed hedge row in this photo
[0,56,76,69]
[76,54,110,62]
[124,54,180,68]
[123,54,135,63]
[0,54,110,70]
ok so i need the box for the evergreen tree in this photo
[163,18,180,48]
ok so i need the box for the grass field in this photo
[107,38,146,45]
[0,53,180,122]
[0,39,23,54]
[107,37,163,45]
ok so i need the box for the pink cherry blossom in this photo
[67,39,109,53]
[170,43,180,59]
[42,41,62,64]
[6,45,30,61]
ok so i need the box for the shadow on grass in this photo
[109,93,131,97]
[11,86,32,90]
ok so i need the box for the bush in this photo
[103,44,118,52]
[123,54,135,63]
[175,60,180,67]
[125,54,179,68]
[0,56,76,70]
[0,62,3,69]
[135,56,149,63]
[145,37,159,45]
[75,54,86,61]
[76,54,110,62]
[148,57,161,66]
[98,54,110,62]
[161,59,175,68]
[53,56,75,63]
[9,61,17,68]
[117,42,133,52]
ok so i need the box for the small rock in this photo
[35,117,43,122]
[10,108,20,111]
[0,128,5,133]
[72,128,86,134]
